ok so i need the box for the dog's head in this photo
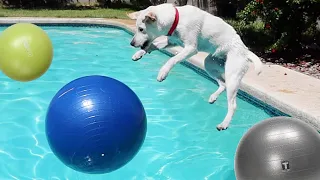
[130,7,162,49]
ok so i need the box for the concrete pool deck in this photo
[0,17,319,129]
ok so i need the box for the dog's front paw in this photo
[216,122,229,131]
[208,94,218,104]
[157,65,171,82]
[132,50,146,61]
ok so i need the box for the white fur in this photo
[130,3,263,131]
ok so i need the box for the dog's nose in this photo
[130,40,135,47]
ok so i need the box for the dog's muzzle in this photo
[141,41,149,50]
[130,40,135,47]
[130,39,149,49]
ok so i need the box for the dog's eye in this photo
[138,27,144,32]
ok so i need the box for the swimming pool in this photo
[0,25,279,180]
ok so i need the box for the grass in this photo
[0,7,135,19]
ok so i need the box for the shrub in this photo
[0,0,72,8]
[236,0,320,55]
[226,19,273,53]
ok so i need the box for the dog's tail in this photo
[247,50,263,75]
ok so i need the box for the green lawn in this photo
[0,8,134,19]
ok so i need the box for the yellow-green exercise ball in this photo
[0,23,53,82]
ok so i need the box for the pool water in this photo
[0,25,273,180]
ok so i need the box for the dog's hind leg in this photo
[204,54,226,104]
[208,78,225,104]
[216,52,248,131]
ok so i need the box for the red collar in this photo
[167,7,179,36]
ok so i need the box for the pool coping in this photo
[0,17,319,130]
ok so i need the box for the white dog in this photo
[129,3,263,131]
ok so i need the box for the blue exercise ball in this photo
[45,75,147,174]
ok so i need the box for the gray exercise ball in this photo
[235,116,320,180]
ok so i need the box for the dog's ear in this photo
[142,12,157,23]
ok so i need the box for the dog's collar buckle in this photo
[167,7,179,36]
